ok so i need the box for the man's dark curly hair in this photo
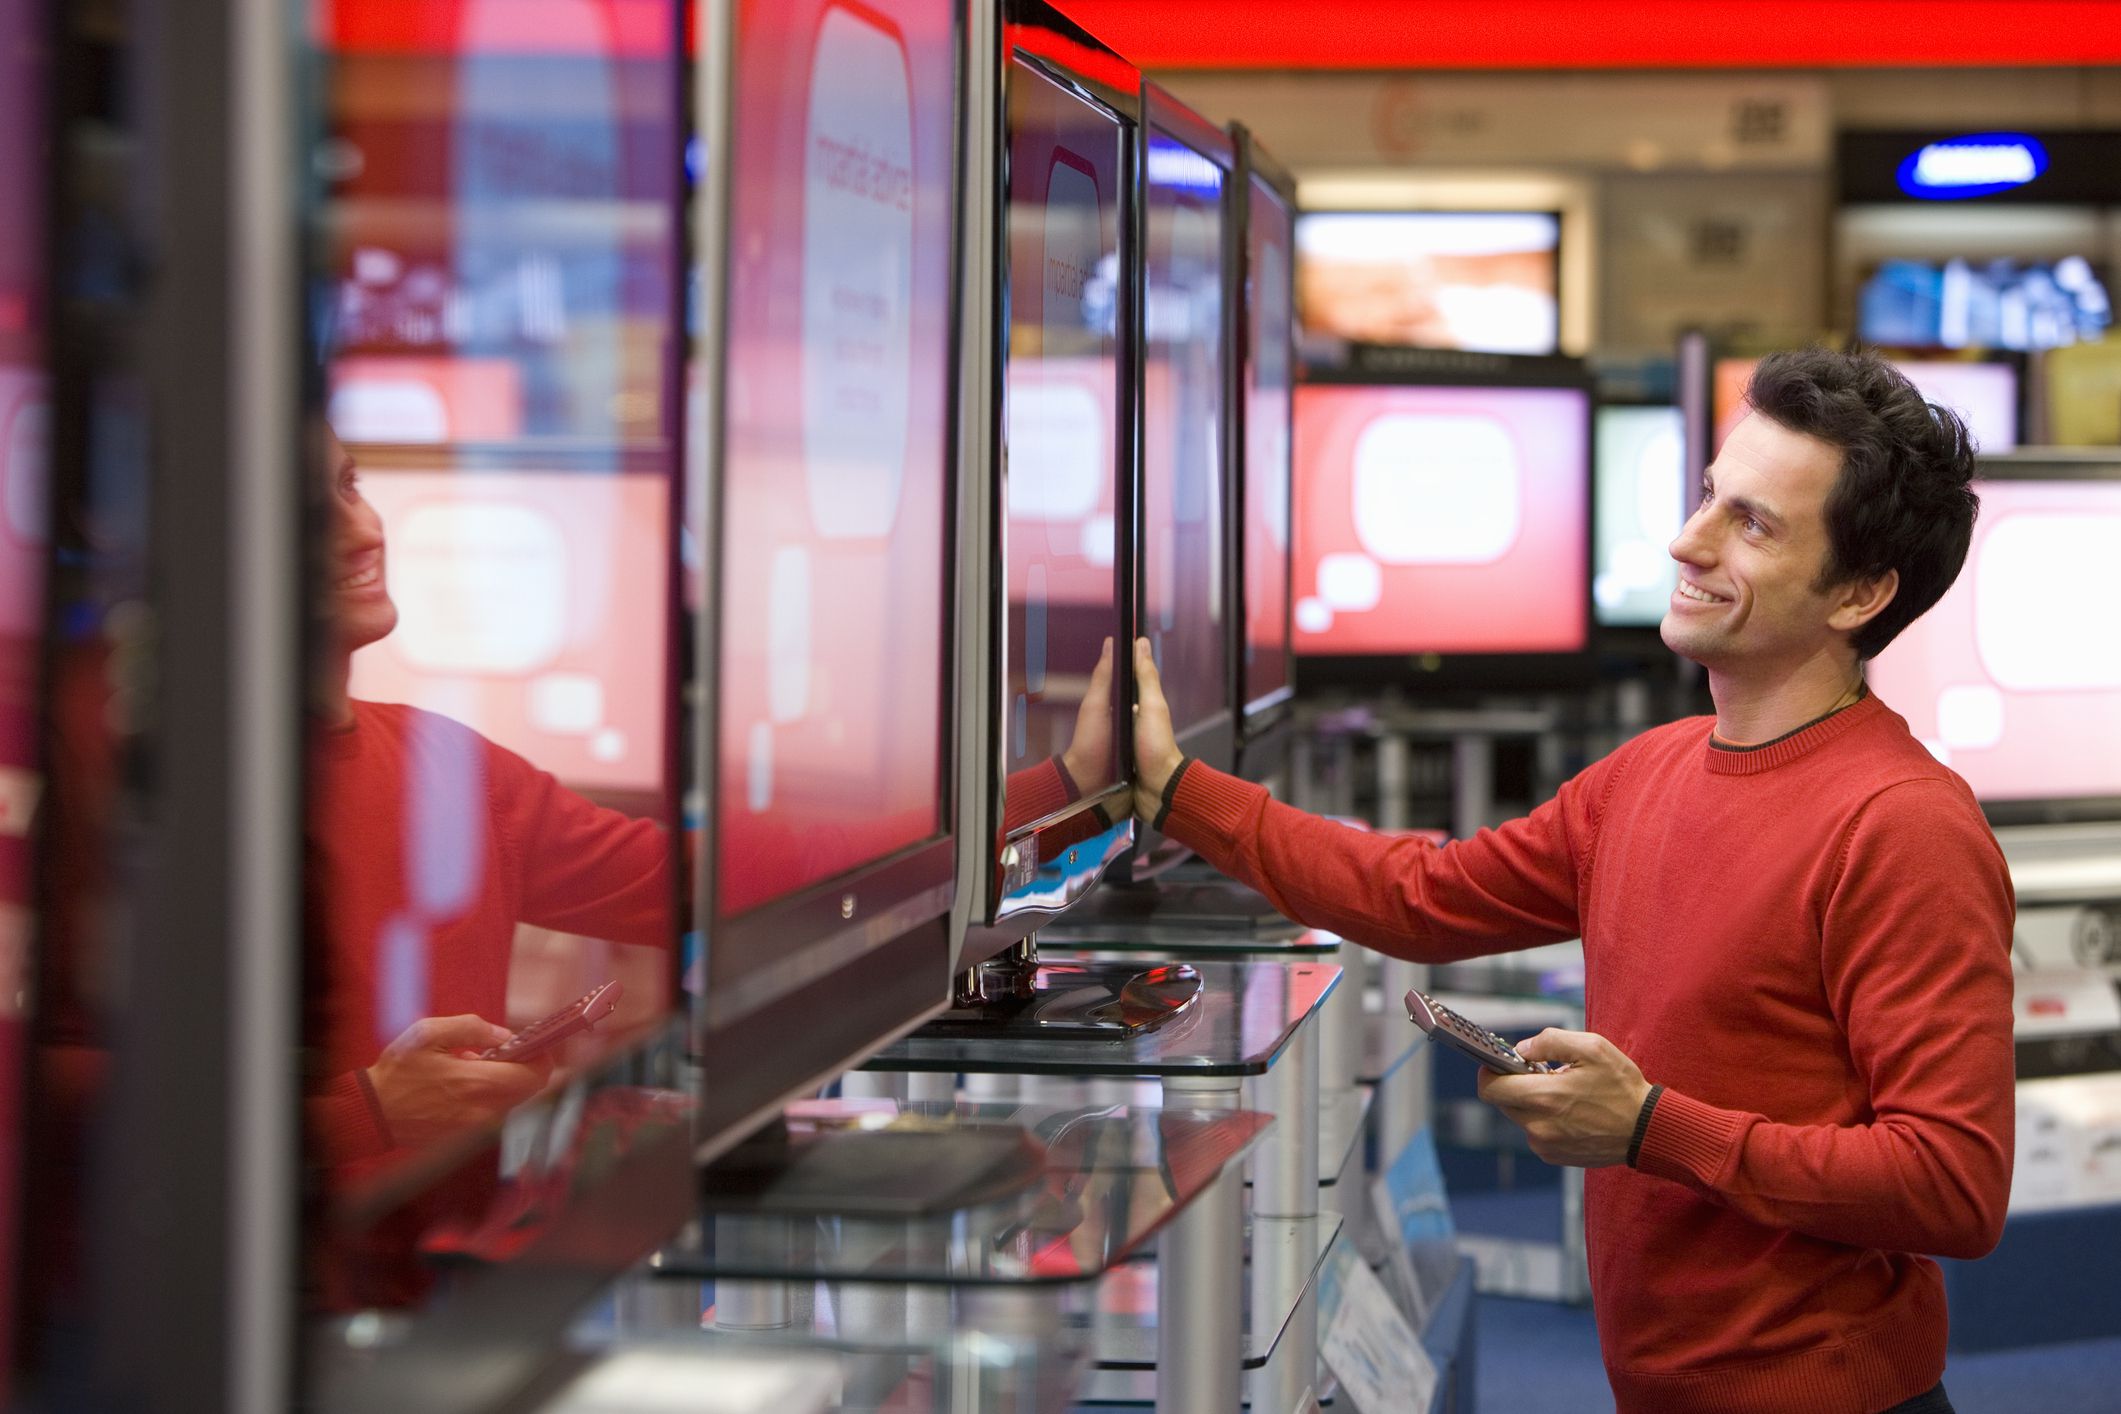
[1742,347,1982,660]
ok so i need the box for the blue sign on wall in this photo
[1896,133,2050,200]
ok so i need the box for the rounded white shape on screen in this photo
[529,672,603,734]
[329,379,449,443]
[1919,738,1952,767]
[1432,285,1558,356]
[1080,513,1116,567]
[1008,380,1102,521]
[4,392,48,544]
[392,503,568,673]
[589,727,626,763]
[1612,539,1667,590]
[1295,596,1334,635]
[1352,413,1522,565]
[801,6,913,540]
[1317,552,1382,612]
[1635,425,1685,538]
[1594,571,1624,611]
[1936,683,2006,751]
[747,722,774,812]
[768,546,812,725]
[1973,514,2121,691]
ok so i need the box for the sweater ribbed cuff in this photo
[1631,1085,1746,1189]
[1626,1084,1664,1168]
[1163,759,1270,847]
[1151,757,1193,833]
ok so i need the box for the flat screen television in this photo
[1713,352,2019,456]
[1592,403,1686,630]
[344,446,670,809]
[1295,210,1561,356]
[961,4,1140,957]
[1229,124,1296,773]
[1292,368,1594,690]
[1137,84,1233,780]
[1859,256,2111,353]
[692,0,964,1147]
[1866,454,2121,824]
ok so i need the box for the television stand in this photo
[917,937,1203,1039]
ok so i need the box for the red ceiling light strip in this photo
[1054,0,2121,71]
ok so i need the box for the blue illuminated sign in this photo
[1896,133,2049,200]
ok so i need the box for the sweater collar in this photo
[1702,690,1883,776]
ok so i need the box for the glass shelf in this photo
[870,958,1340,1079]
[1085,1212,1343,1371]
[649,1099,1272,1288]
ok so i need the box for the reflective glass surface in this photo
[1139,130,1227,739]
[873,958,1340,1077]
[1000,60,1126,836]
[654,1099,1272,1285]
[304,2,684,1317]
[1241,172,1293,714]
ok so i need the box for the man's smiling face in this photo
[1661,410,1853,674]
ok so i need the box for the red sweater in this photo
[309,701,672,1169]
[1164,693,2015,1414]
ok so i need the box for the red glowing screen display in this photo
[1292,383,1590,656]
[1867,478,2121,804]
[348,467,670,795]
[713,0,956,917]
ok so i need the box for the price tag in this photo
[1319,1243,1438,1413]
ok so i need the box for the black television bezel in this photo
[965,0,1143,951]
[1588,397,1687,640]
[691,0,968,1150]
[1292,357,1599,695]
[1228,124,1298,782]
[1292,206,1564,359]
[1879,449,2121,828]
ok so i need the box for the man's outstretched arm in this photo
[1130,638,1601,964]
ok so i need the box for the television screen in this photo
[1892,360,2019,453]
[1714,355,2017,455]
[1292,382,1591,656]
[1140,126,1228,745]
[1593,405,1685,629]
[1242,169,1294,713]
[1295,211,1560,356]
[1868,476,2121,807]
[1001,56,1126,810]
[347,464,670,797]
[1859,257,2111,352]
[328,355,526,443]
[714,0,957,920]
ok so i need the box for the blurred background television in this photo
[1295,211,1561,355]
[1859,256,2112,352]
[1867,458,2121,822]
[1592,403,1685,630]
[1292,373,1592,684]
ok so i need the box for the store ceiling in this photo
[1057,1,2121,71]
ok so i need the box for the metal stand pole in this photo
[1249,1016,1320,1414]
[711,1216,793,1333]
[1375,730,1428,1165]
[906,1071,957,1106]
[1157,1073,1245,1414]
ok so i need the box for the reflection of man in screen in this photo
[306,428,673,1304]
[1003,637,1123,863]
[1133,349,2013,1414]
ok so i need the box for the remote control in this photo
[481,980,624,1064]
[1404,988,1552,1076]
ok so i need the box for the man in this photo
[306,428,674,1305]
[1133,347,2013,1414]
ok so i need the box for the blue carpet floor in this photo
[1475,1294,2121,1414]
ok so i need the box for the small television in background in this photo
[1867,455,2121,823]
[1712,352,2019,456]
[1292,368,1593,689]
[1592,403,1685,630]
[1295,211,1561,356]
[1860,257,2112,352]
